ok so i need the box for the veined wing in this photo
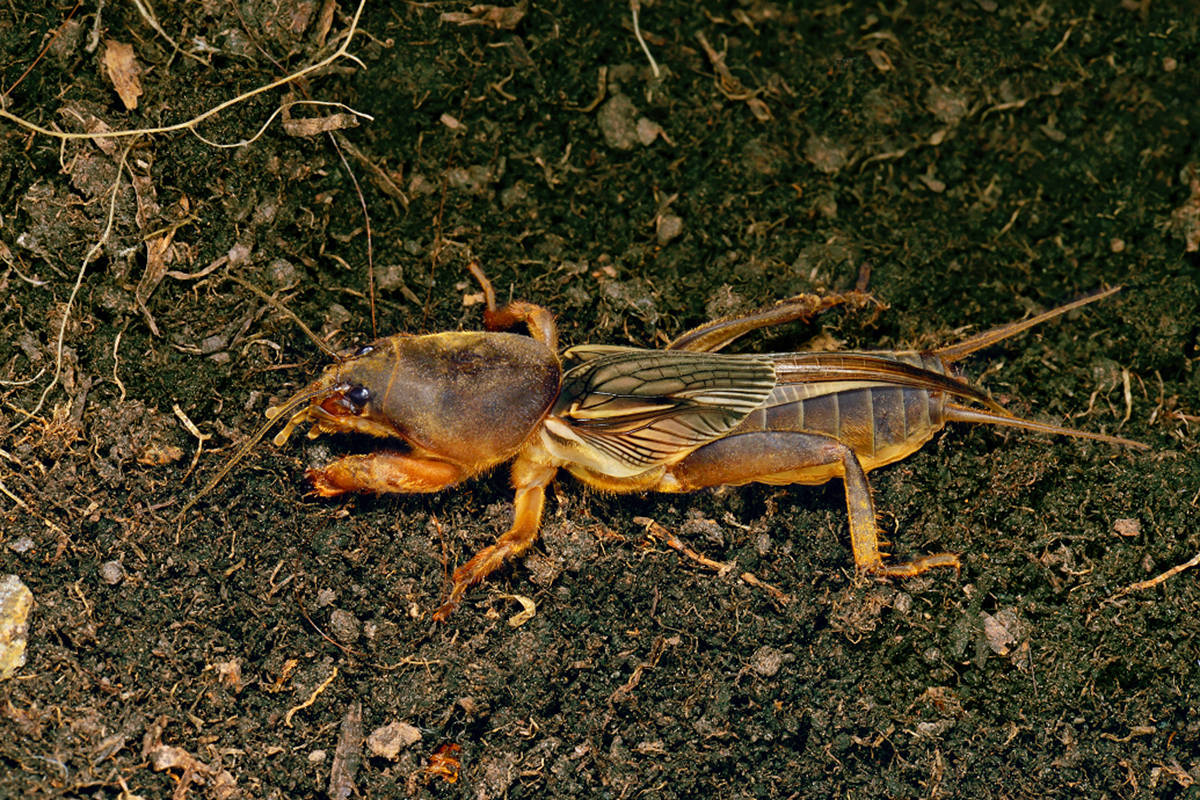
[771,351,1003,411]
[550,347,777,471]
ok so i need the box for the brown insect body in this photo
[722,352,958,481]
[186,269,1144,621]
[314,333,559,470]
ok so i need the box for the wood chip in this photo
[282,113,360,137]
[328,702,363,800]
[103,40,142,110]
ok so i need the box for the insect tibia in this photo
[942,403,1147,450]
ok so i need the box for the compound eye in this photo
[346,385,371,407]
[352,345,375,357]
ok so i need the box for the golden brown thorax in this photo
[328,331,561,471]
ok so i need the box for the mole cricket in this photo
[181,265,1145,620]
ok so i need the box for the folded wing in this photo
[552,347,778,471]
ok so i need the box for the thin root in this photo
[1113,550,1200,596]
[0,0,370,144]
[637,517,791,604]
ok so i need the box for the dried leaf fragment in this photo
[103,40,143,110]
[695,31,771,120]
[441,0,528,30]
[866,48,894,72]
[0,575,33,680]
[425,743,462,783]
[282,113,360,137]
[136,442,184,466]
[981,608,1027,657]
[367,721,422,760]
[498,593,536,627]
[147,745,240,799]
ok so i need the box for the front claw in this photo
[306,466,350,497]
[305,453,465,498]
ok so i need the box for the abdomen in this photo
[734,352,950,472]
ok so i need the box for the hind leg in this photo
[666,291,880,352]
[667,432,959,576]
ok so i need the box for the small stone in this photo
[308,750,327,764]
[7,537,34,554]
[925,85,970,125]
[226,241,251,267]
[328,609,360,644]
[366,721,422,760]
[445,164,494,196]
[1110,238,1126,253]
[376,264,407,291]
[804,134,849,175]
[99,560,125,585]
[267,258,299,287]
[252,199,278,225]
[0,575,34,680]
[815,192,838,218]
[636,117,666,146]
[500,181,529,210]
[749,645,785,677]
[596,94,639,150]
[655,214,683,245]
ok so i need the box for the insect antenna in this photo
[931,286,1121,363]
[174,384,334,521]
[229,274,341,361]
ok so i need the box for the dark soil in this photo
[2,2,1198,798]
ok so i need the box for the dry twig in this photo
[0,0,370,145]
[10,142,132,432]
[1113,550,1200,596]
[637,516,791,604]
